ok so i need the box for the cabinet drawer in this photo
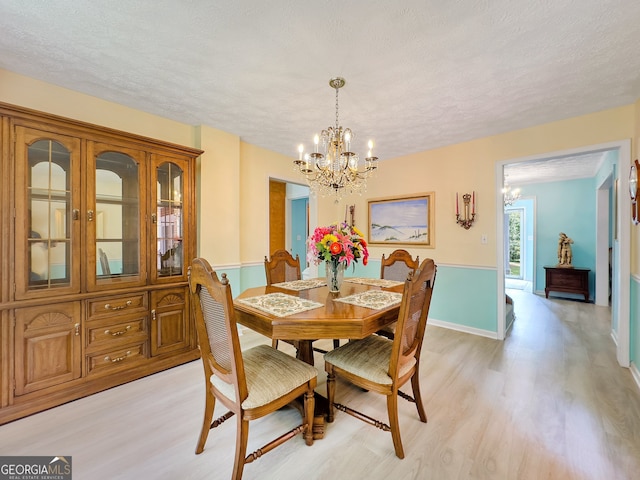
[88,293,148,319]
[85,315,148,351]
[552,273,584,289]
[85,342,147,376]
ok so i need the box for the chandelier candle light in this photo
[456,192,476,229]
[294,77,378,201]
[502,177,521,206]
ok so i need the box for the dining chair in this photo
[188,258,318,480]
[324,258,436,459]
[380,249,419,282]
[265,249,339,353]
[377,249,420,339]
[264,249,301,286]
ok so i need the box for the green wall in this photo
[222,260,499,338]
[631,277,640,365]
[428,265,498,334]
[519,178,597,300]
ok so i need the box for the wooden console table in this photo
[544,266,590,302]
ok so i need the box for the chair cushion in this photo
[324,335,415,385]
[211,344,317,409]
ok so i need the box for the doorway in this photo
[268,178,310,266]
[269,180,286,253]
[504,204,533,292]
[505,208,523,280]
[495,140,631,368]
[290,197,308,267]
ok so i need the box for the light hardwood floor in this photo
[2,289,640,479]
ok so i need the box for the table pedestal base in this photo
[285,339,329,438]
[289,393,327,439]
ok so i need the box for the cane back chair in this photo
[380,249,420,282]
[264,249,301,286]
[377,249,420,339]
[189,258,317,480]
[324,258,436,459]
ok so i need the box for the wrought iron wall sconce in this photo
[456,192,476,229]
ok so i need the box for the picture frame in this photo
[368,192,434,246]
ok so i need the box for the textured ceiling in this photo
[1,1,639,184]
[504,152,607,186]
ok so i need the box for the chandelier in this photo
[294,77,378,200]
[502,177,521,207]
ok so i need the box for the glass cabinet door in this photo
[86,142,147,291]
[151,156,189,282]
[14,127,81,299]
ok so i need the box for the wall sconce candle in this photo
[456,192,476,229]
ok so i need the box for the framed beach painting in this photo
[368,192,434,246]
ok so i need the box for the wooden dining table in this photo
[234,279,404,364]
[233,278,405,438]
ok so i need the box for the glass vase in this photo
[325,260,345,292]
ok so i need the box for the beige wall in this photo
[195,125,241,266]
[239,142,306,263]
[2,68,637,273]
[0,69,194,146]
[330,105,636,268]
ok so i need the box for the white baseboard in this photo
[428,318,499,340]
[631,362,640,393]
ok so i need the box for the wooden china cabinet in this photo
[0,102,202,424]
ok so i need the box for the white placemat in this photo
[236,292,324,317]
[271,279,327,291]
[334,290,403,310]
[344,277,404,288]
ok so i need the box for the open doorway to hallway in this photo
[496,140,631,367]
[268,178,310,268]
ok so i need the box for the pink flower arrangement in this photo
[308,222,369,268]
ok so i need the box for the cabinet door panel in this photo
[150,287,191,356]
[150,155,190,283]
[14,303,81,396]
[14,127,81,299]
[86,142,147,291]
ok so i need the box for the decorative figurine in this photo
[557,232,574,267]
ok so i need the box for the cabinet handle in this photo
[87,210,94,222]
[151,213,157,224]
[104,351,131,363]
[104,300,132,311]
[74,323,80,336]
[105,325,131,336]
[151,309,156,321]
[73,209,80,220]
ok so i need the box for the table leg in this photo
[294,340,315,366]
[290,340,328,439]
